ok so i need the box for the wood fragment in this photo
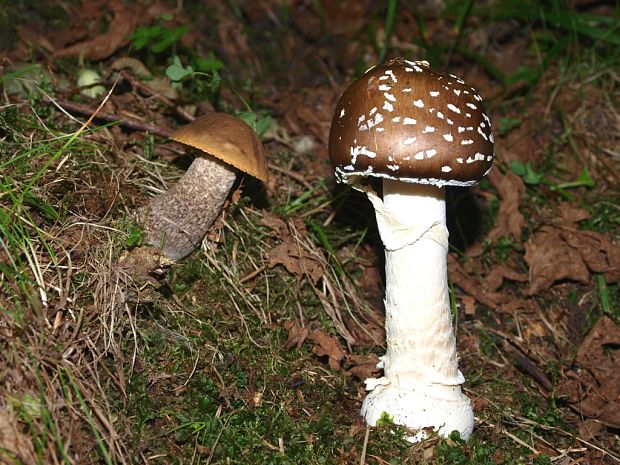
[46,98,173,138]
[502,340,552,391]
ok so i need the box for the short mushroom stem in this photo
[361,179,474,441]
[145,156,236,260]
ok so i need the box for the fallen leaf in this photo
[485,264,528,292]
[357,265,384,313]
[343,313,384,346]
[524,221,620,294]
[448,255,523,312]
[262,215,325,284]
[553,203,591,226]
[268,242,324,284]
[487,168,526,241]
[51,1,178,62]
[560,228,620,284]
[52,1,140,61]
[283,321,346,371]
[579,418,606,441]
[267,86,337,169]
[346,354,381,381]
[284,320,309,351]
[212,2,261,74]
[111,57,178,100]
[558,317,620,428]
[260,213,288,236]
[461,295,477,316]
[524,225,590,295]
[308,327,346,370]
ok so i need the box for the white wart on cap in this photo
[329,58,494,187]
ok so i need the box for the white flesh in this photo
[360,180,474,441]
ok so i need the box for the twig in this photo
[359,427,370,465]
[239,264,268,284]
[46,98,174,138]
[120,70,196,123]
[501,339,553,391]
[205,412,231,465]
[502,428,539,454]
[268,163,313,189]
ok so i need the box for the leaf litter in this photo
[1,0,620,463]
[558,316,620,430]
[525,204,620,295]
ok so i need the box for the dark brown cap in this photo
[328,58,494,187]
[171,112,269,182]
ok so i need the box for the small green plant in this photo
[235,110,271,138]
[376,411,394,426]
[517,391,562,428]
[510,161,544,185]
[114,217,144,248]
[165,55,224,101]
[434,430,554,465]
[511,161,595,191]
[596,274,618,319]
[552,168,595,190]
[496,116,523,136]
[495,235,519,262]
[165,55,224,82]
[129,21,189,55]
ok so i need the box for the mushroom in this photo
[146,113,269,260]
[328,58,494,441]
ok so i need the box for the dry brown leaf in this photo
[524,225,590,295]
[308,328,346,370]
[579,418,606,441]
[346,354,381,381]
[270,87,336,167]
[51,1,177,62]
[558,317,620,428]
[560,228,620,284]
[52,1,140,61]
[487,168,526,241]
[262,215,325,283]
[288,0,370,40]
[260,213,288,236]
[525,203,619,293]
[343,313,384,346]
[212,3,261,74]
[554,203,591,226]
[448,255,519,312]
[525,220,620,294]
[485,264,528,292]
[461,295,477,316]
[283,320,309,351]
[357,265,384,313]
[283,321,347,370]
[268,242,324,284]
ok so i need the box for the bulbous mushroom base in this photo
[361,382,474,442]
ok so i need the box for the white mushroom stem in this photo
[145,157,236,260]
[360,180,473,441]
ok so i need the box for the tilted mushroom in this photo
[328,58,494,441]
[146,113,269,260]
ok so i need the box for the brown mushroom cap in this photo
[329,58,494,187]
[171,112,269,182]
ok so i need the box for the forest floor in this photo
[1,1,619,464]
